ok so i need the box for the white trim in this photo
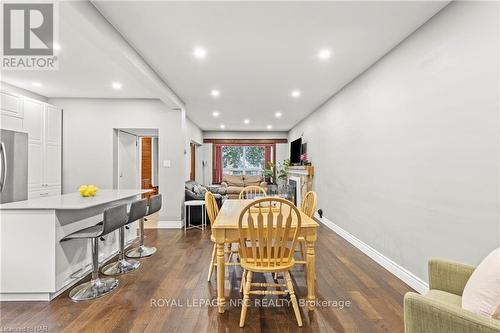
[153,220,183,229]
[315,213,429,294]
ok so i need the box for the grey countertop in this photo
[0,189,151,210]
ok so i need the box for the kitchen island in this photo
[0,189,151,301]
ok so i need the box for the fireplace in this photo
[288,176,301,207]
[287,166,314,208]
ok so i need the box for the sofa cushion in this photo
[245,175,263,186]
[426,290,462,308]
[462,247,500,318]
[226,186,242,194]
[223,175,245,187]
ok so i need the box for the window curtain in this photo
[213,144,223,184]
[212,143,275,184]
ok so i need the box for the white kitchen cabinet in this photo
[23,98,62,197]
[1,90,23,118]
[0,91,62,199]
[1,90,24,131]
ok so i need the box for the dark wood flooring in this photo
[0,225,413,332]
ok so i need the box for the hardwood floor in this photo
[0,225,413,332]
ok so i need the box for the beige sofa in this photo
[404,259,500,333]
[220,174,267,199]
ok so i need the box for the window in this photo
[213,143,274,183]
[222,146,265,176]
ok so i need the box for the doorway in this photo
[190,142,196,181]
[114,128,159,193]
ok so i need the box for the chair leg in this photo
[239,271,253,327]
[285,271,303,327]
[240,269,246,293]
[207,243,216,282]
[69,238,118,301]
[126,218,157,258]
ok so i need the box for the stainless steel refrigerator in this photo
[0,129,28,204]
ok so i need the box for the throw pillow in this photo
[462,247,500,318]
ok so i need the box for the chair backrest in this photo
[102,204,129,235]
[205,192,219,227]
[127,198,148,224]
[239,186,267,199]
[148,194,162,215]
[301,191,317,218]
[238,197,301,268]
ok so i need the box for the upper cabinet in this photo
[23,98,44,142]
[0,91,23,118]
[1,90,24,131]
[0,91,62,198]
[45,105,61,145]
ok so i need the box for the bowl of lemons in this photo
[79,185,99,197]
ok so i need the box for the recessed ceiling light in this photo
[244,119,250,124]
[275,111,282,118]
[53,42,61,51]
[193,47,207,59]
[210,89,220,98]
[317,49,331,60]
[220,124,226,129]
[291,90,301,98]
[212,111,220,117]
[111,82,122,90]
[32,82,41,87]
[267,125,273,130]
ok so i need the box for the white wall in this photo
[289,1,499,283]
[185,117,203,183]
[49,98,185,222]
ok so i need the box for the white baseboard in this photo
[154,220,183,229]
[315,213,429,294]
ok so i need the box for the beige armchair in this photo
[404,259,500,333]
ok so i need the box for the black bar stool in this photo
[126,194,161,258]
[61,204,128,301]
[101,199,148,276]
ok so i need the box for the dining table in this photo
[212,198,320,313]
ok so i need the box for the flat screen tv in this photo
[290,137,302,165]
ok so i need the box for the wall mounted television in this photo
[290,137,302,165]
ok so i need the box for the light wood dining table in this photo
[212,199,320,314]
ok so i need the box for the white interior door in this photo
[118,131,139,189]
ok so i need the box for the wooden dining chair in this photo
[296,191,317,263]
[238,185,267,199]
[205,192,239,282]
[238,197,303,327]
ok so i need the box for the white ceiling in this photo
[94,1,449,131]
[2,1,449,132]
[1,2,159,99]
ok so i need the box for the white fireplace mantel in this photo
[288,166,314,208]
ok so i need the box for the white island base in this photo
[0,190,150,301]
